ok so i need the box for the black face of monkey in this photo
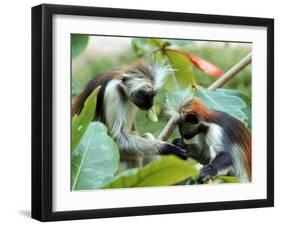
[178,112,208,139]
[132,90,156,110]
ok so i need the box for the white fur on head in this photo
[151,60,175,90]
[165,86,194,119]
[124,73,153,97]
[121,59,174,97]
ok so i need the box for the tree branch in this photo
[158,52,252,141]
[208,52,252,90]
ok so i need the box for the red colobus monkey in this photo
[170,98,251,182]
[72,60,187,166]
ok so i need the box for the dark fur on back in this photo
[72,60,155,119]
[71,71,121,120]
[207,111,252,179]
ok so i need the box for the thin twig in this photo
[158,52,252,141]
[208,52,252,90]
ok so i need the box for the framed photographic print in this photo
[32,4,274,221]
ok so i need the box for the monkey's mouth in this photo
[133,100,153,111]
[179,129,195,140]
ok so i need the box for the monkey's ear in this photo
[185,112,199,124]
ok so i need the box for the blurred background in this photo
[72,35,252,140]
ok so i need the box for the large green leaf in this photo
[72,86,100,151]
[71,34,89,59]
[164,50,196,91]
[72,122,120,190]
[196,86,248,124]
[215,88,251,129]
[104,156,199,188]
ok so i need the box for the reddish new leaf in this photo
[166,48,223,78]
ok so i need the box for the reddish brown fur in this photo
[182,98,252,181]
[181,97,215,121]
[234,122,251,181]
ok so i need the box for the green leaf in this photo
[165,39,191,47]
[132,37,149,48]
[164,50,196,91]
[185,177,197,185]
[214,176,240,183]
[72,122,120,190]
[147,38,168,48]
[131,38,168,57]
[196,86,248,124]
[71,34,89,59]
[72,86,100,151]
[215,88,251,129]
[104,156,199,188]
[131,38,149,57]
[165,86,194,113]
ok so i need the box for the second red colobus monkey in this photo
[170,97,251,182]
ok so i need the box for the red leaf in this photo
[166,48,223,78]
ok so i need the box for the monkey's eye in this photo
[122,76,128,83]
[185,112,199,124]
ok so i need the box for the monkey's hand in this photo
[160,143,189,160]
[172,139,202,160]
[198,165,218,183]
[172,138,188,150]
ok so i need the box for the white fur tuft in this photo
[165,86,194,119]
[151,61,175,90]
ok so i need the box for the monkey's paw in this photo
[172,138,188,150]
[160,143,189,160]
[198,165,218,183]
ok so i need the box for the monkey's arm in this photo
[199,151,233,183]
[115,132,189,160]
[104,89,188,160]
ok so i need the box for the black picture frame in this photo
[32,3,274,222]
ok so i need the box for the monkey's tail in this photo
[71,92,86,117]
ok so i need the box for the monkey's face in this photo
[132,89,156,110]
[178,112,207,139]
[121,75,156,110]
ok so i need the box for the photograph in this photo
[31,3,274,221]
[71,34,252,191]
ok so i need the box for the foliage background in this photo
[71,34,251,190]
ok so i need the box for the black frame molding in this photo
[31,4,274,222]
